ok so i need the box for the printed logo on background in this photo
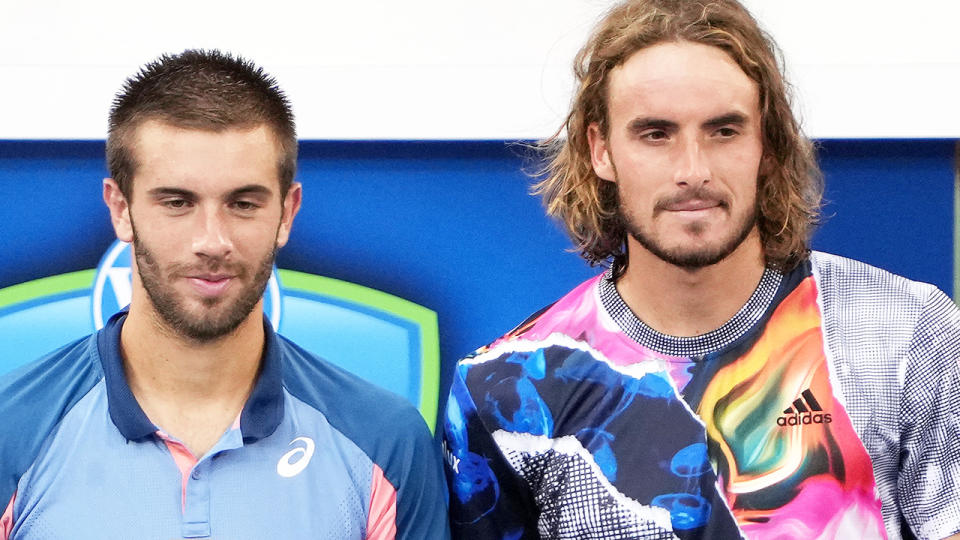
[0,239,441,431]
[91,241,282,331]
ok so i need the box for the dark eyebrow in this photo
[627,117,679,135]
[146,185,273,200]
[228,185,273,199]
[702,112,748,130]
[147,187,196,200]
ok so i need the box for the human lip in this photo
[187,274,234,296]
[662,199,723,212]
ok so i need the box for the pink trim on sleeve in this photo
[1,491,15,539]
[365,464,397,540]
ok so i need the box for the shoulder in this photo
[809,250,958,337]
[275,335,435,467]
[0,333,104,506]
[452,274,613,404]
[810,251,943,307]
[478,273,606,354]
[809,250,960,381]
[274,335,448,536]
[0,333,104,432]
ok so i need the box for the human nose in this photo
[192,206,232,259]
[674,137,711,187]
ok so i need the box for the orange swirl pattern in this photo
[696,277,885,539]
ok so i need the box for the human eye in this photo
[713,126,740,139]
[161,197,192,210]
[230,199,262,213]
[640,129,670,143]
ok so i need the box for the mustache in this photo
[653,186,730,214]
[167,259,245,278]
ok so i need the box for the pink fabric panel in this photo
[1,492,14,540]
[156,430,198,512]
[365,464,397,540]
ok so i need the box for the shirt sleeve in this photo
[388,405,451,540]
[898,288,960,540]
[443,362,541,539]
[1,492,14,540]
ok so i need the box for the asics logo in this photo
[277,436,315,478]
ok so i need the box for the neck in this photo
[616,231,766,337]
[119,299,265,457]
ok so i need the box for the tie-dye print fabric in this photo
[691,276,885,539]
[444,255,960,539]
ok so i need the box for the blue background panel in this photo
[0,142,115,289]
[279,293,417,401]
[812,140,955,293]
[0,294,92,373]
[0,139,955,424]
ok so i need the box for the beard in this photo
[617,183,757,269]
[133,230,276,342]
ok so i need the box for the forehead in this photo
[129,120,282,191]
[605,41,760,120]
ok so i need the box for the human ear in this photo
[587,123,616,182]
[276,182,302,248]
[103,178,134,242]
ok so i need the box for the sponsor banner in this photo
[0,240,440,431]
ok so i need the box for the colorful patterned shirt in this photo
[443,252,960,540]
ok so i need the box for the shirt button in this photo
[191,469,201,480]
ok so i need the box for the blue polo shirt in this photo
[0,311,449,539]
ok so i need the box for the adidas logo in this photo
[776,389,832,426]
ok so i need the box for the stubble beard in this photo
[617,184,758,269]
[133,231,277,343]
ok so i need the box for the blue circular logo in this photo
[91,240,282,330]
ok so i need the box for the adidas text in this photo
[777,412,833,426]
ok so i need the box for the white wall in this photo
[2,0,958,140]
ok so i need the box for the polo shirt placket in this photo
[98,311,285,539]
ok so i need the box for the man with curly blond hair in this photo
[442,1,960,539]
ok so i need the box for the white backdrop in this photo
[2,0,958,140]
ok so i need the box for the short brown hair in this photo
[107,49,297,200]
[535,0,822,274]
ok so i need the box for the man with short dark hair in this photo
[442,1,960,539]
[0,50,449,539]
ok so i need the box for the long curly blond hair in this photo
[535,0,822,275]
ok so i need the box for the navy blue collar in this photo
[97,310,284,443]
